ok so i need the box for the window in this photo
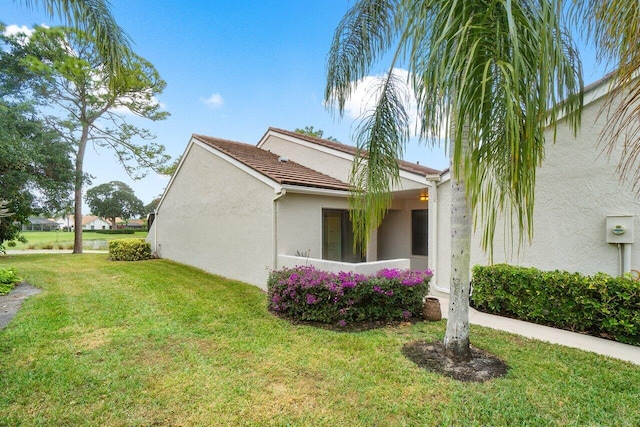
[412,209,428,256]
[322,209,365,262]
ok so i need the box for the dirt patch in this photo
[402,340,509,383]
[0,282,41,330]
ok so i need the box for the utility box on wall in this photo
[606,215,635,244]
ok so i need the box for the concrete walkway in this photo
[430,294,640,365]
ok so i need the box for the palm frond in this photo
[571,0,640,193]
[349,70,411,247]
[17,0,130,85]
[325,0,402,115]
[405,0,582,257]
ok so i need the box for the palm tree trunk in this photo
[444,159,472,362]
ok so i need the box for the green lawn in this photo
[0,254,638,426]
[8,230,148,250]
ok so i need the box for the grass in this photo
[7,230,148,251]
[0,254,639,426]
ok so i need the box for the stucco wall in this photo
[151,143,275,289]
[261,135,427,191]
[275,192,349,263]
[376,199,429,270]
[378,210,407,260]
[278,255,410,274]
[433,179,452,290]
[435,92,640,289]
[471,95,640,277]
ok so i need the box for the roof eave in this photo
[281,184,350,197]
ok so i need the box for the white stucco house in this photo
[53,215,113,231]
[148,128,440,289]
[149,75,640,291]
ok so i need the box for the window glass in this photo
[322,209,365,262]
[412,209,428,256]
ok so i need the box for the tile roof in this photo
[192,134,351,191]
[267,127,442,176]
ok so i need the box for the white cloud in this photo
[340,68,421,136]
[202,93,224,109]
[4,24,34,38]
[333,68,448,139]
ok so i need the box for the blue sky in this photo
[1,1,608,207]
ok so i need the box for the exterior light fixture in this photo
[419,194,429,202]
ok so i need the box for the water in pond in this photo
[83,240,108,250]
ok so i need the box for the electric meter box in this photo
[606,215,635,244]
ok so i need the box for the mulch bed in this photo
[402,340,509,383]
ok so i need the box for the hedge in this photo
[0,267,21,295]
[96,229,135,235]
[471,264,640,345]
[108,239,152,261]
[268,265,432,326]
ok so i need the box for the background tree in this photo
[326,0,582,361]
[294,126,338,141]
[144,197,161,215]
[85,181,144,230]
[4,25,170,253]
[0,27,75,249]
[0,201,11,219]
[0,100,74,248]
[157,155,181,176]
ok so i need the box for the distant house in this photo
[148,128,439,289]
[53,215,112,231]
[22,217,59,231]
[119,218,145,229]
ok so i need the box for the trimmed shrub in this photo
[268,266,432,326]
[108,239,151,261]
[96,229,135,235]
[471,264,640,345]
[0,268,21,295]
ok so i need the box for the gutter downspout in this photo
[153,209,158,255]
[273,189,286,269]
[426,174,448,294]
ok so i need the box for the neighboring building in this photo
[53,216,74,231]
[53,215,112,231]
[22,217,59,231]
[148,129,439,289]
[82,215,113,230]
[118,218,145,229]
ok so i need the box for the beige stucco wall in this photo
[377,198,430,270]
[278,255,410,274]
[261,135,427,191]
[435,91,640,289]
[275,192,429,269]
[472,95,640,276]
[275,192,349,263]
[433,178,452,290]
[150,143,275,289]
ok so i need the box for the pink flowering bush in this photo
[267,266,432,326]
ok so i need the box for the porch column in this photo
[366,228,378,262]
